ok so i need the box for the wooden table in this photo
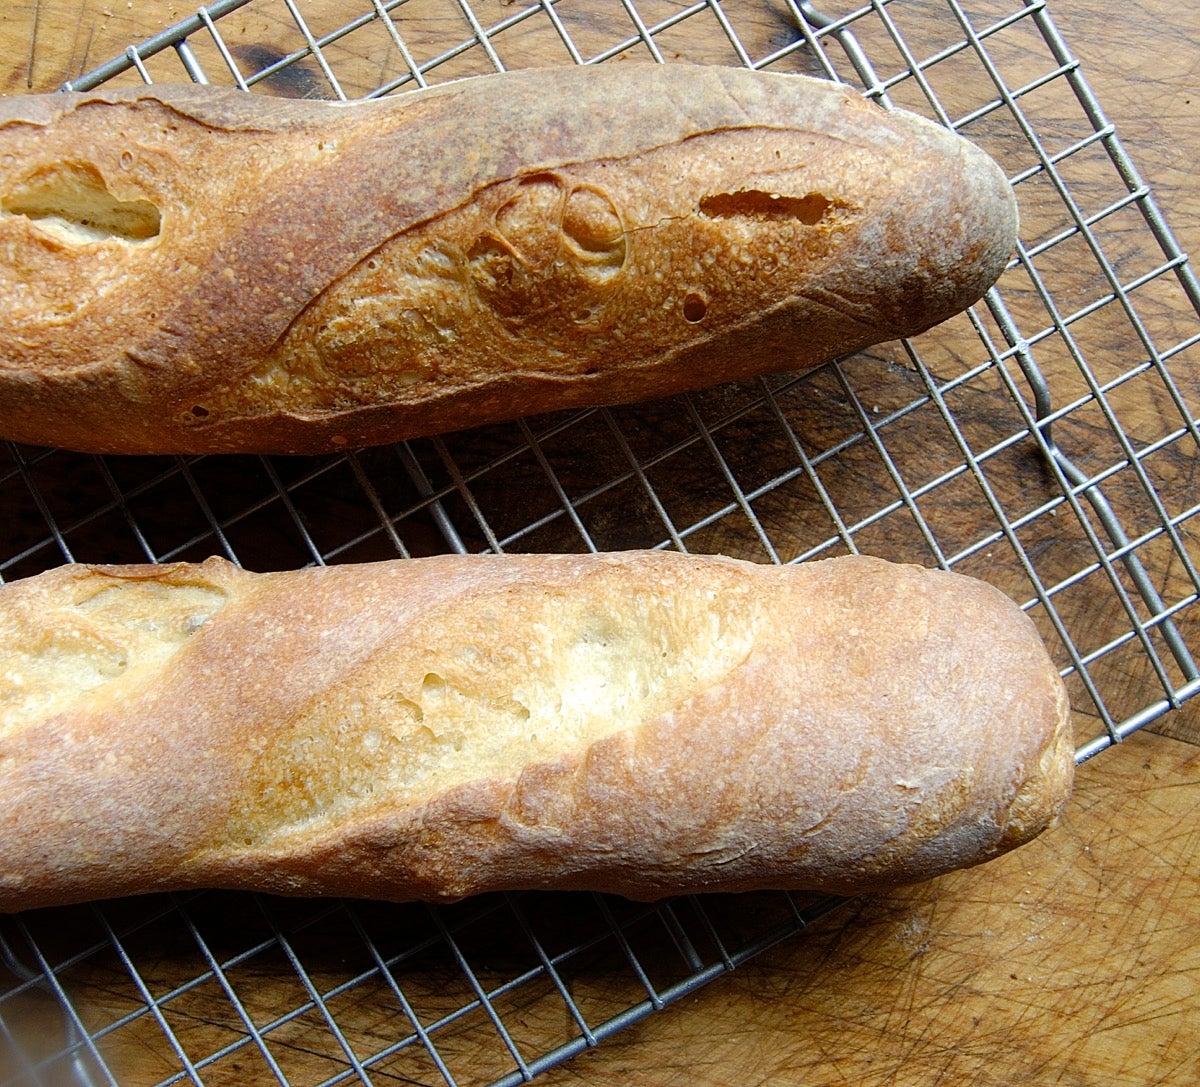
[1,2,1197,1085]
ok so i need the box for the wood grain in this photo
[0,2,1198,1085]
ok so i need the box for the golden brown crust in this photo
[0,66,1017,454]
[0,551,1071,911]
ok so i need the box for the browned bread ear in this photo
[0,66,1017,454]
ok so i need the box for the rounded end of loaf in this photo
[738,559,1072,899]
[772,559,1073,898]
[994,674,1075,848]
[822,98,1019,342]
[913,128,1019,328]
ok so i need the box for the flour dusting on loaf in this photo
[0,552,1072,911]
[0,66,1017,454]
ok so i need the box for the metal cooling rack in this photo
[2,0,1198,1084]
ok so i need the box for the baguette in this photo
[0,65,1017,455]
[0,551,1071,912]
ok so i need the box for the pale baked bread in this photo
[0,65,1017,454]
[0,551,1072,912]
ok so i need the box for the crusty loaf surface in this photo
[0,65,1017,454]
[0,551,1071,912]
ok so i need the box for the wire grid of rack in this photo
[1,0,1198,1084]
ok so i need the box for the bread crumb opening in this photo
[683,293,708,323]
[2,161,161,244]
[699,189,831,225]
